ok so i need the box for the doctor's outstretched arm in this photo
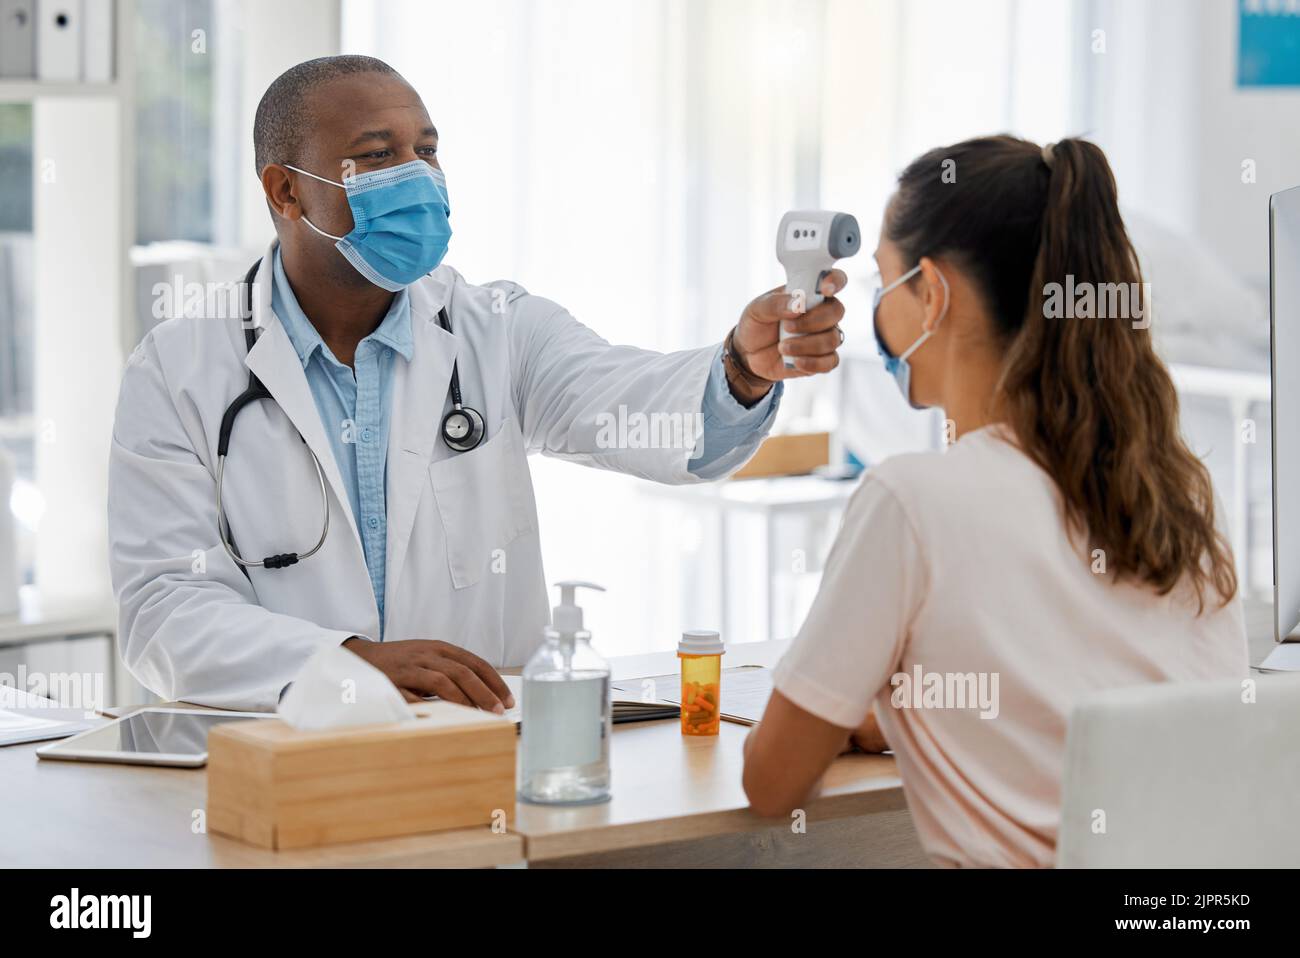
[505,270,847,482]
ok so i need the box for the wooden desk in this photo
[515,641,925,868]
[7,601,1275,869]
[0,641,916,868]
[516,718,919,867]
[0,737,523,869]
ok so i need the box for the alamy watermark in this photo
[594,404,704,459]
[50,889,151,939]
[0,666,105,716]
[1042,275,1152,330]
[890,665,1000,720]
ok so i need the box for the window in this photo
[129,0,245,346]
[0,101,34,579]
[133,0,219,244]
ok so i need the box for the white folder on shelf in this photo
[0,0,37,78]
[35,0,82,82]
[81,0,111,82]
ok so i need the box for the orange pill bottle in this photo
[678,630,724,736]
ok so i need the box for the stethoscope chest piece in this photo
[441,405,485,452]
[436,306,485,452]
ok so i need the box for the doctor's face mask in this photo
[286,160,452,291]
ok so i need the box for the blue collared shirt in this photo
[272,250,412,631]
[689,345,782,479]
[271,250,780,631]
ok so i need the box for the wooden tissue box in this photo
[206,702,516,850]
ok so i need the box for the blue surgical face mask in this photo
[286,160,452,292]
[872,263,949,409]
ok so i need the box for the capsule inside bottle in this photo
[679,652,722,736]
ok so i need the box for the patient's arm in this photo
[742,690,853,818]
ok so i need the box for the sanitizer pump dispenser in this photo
[518,581,612,805]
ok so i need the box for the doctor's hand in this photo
[342,638,515,714]
[725,268,848,404]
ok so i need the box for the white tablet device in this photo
[36,707,272,768]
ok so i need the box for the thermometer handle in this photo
[781,268,831,368]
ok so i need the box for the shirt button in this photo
[367,516,380,530]
[361,427,373,442]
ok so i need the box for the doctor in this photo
[108,55,848,712]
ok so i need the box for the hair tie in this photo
[1041,142,1056,169]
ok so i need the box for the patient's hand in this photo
[847,707,890,754]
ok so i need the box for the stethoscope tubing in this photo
[216,444,331,568]
[217,257,484,571]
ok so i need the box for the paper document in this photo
[502,674,523,725]
[657,666,774,725]
[0,708,93,748]
[0,685,97,746]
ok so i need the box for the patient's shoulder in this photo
[868,425,1053,520]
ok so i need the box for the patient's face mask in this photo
[871,263,949,409]
[286,160,452,292]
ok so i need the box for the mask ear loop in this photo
[283,164,349,241]
[284,164,347,189]
[300,216,345,242]
[898,264,951,363]
[877,264,921,306]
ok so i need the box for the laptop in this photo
[1265,184,1300,670]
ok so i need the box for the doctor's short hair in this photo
[253,55,404,174]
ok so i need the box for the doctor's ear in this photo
[261,165,302,221]
[916,257,952,333]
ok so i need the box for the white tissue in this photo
[278,643,413,731]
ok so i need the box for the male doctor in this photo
[108,56,848,712]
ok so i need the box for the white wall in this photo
[235,0,342,251]
[33,98,122,602]
[1089,0,1300,287]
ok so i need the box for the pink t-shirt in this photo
[772,426,1248,867]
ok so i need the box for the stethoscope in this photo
[216,258,486,571]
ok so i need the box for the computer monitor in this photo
[1268,185,1300,667]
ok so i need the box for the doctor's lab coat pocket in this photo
[428,419,536,590]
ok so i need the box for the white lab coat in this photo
[109,240,769,710]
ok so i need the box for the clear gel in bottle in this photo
[518,581,612,805]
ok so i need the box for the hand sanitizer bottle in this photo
[518,581,612,805]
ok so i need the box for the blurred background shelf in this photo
[0,81,123,101]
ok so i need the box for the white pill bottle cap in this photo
[678,629,725,656]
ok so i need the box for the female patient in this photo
[743,136,1248,867]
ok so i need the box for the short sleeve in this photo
[771,474,928,729]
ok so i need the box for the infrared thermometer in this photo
[776,210,861,367]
